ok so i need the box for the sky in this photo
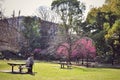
[2,0,105,18]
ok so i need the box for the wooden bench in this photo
[60,62,72,69]
[85,62,98,67]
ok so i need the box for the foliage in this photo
[104,20,120,41]
[22,16,41,51]
[105,0,120,16]
[37,6,58,23]
[33,48,41,54]
[104,20,120,52]
[86,0,120,33]
[56,37,96,59]
[72,37,96,58]
[56,43,70,58]
[85,0,120,64]
[91,31,108,55]
[86,8,100,24]
[86,10,108,59]
[51,0,85,33]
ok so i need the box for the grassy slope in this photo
[0,60,120,80]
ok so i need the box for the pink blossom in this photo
[56,37,96,59]
[33,48,41,53]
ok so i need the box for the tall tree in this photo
[86,0,120,64]
[104,20,120,64]
[51,0,85,65]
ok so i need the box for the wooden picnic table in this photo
[8,62,26,73]
[59,61,72,69]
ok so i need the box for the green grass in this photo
[0,60,120,80]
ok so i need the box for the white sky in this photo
[2,0,105,18]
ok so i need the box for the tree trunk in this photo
[86,53,89,67]
[82,54,84,65]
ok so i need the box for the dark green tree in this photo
[22,16,41,52]
[85,0,120,64]
[104,20,120,64]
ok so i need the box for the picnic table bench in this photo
[59,61,72,69]
[8,62,30,73]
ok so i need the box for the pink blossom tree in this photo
[56,37,96,66]
[33,48,41,54]
[72,37,96,66]
[56,42,69,59]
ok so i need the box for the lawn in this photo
[0,60,120,80]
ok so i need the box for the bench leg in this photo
[19,66,22,73]
[61,64,65,69]
[60,64,62,68]
[12,66,14,72]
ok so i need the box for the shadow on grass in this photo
[95,66,120,69]
[73,66,88,71]
[71,64,120,72]
[60,67,72,70]
[0,70,37,76]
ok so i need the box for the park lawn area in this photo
[0,60,120,80]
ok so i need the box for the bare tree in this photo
[0,0,5,20]
[37,6,58,23]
